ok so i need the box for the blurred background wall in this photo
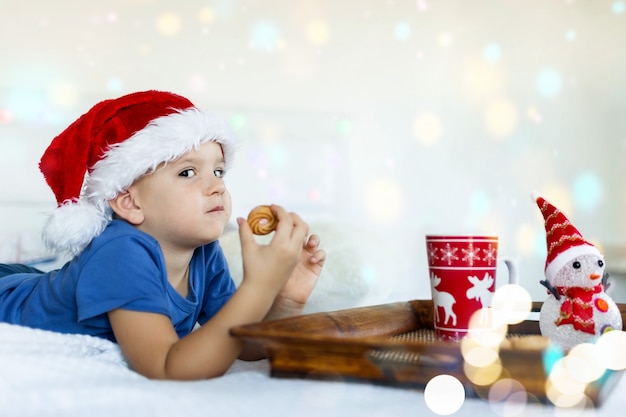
[1,0,625,305]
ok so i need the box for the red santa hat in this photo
[39,90,237,258]
[531,191,602,281]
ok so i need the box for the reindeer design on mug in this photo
[466,273,494,306]
[466,273,495,324]
[430,272,457,326]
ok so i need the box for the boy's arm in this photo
[109,205,309,380]
[109,279,278,379]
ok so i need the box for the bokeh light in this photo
[461,336,499,367]
[491,284,532,324]
[515,223,537,257]
[306,20,331,46]
[467,308,508,347]
[565,30,577,42]
[488,378,529,417]
[468,190,491,218]
[257,122,282,144]
[336,118,352,136]
[106,78,124,94]
[250,20,281,51]
[572,171,603,211]
[596,330,626,370]
[542,343,565,375]
[536,68,563,98]
[546,358,589,408]
[268,145,288,168]
[526,106,543,124]
[424,374,465,415]
[155,12,182,36]
[4,89,47,123]
[483,43,502,63]
[360,264,377,287]
[188,74,208,92]
[394,21,411,41]
[438,32,454,47]
[197,8,215,24]
[484,98,518,138]
[308,188,320,202]
[533,227,548,259]
[613,1,625,14]
[542,334,622,410]
[564,343,605,383]
[229,113,247,131]
[464,61,505,100]
[412,112,442,146]
[463,359,502,386]
[47,82,79,107]
[363,178,405,225]
[0,109,13,124]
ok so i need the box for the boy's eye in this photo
[214,169,225,178]
[179,169,196,178]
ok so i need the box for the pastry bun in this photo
[247,205,277,235]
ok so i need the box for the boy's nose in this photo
[205,177,225,194]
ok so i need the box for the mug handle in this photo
[498,257,518,285]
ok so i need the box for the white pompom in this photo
[41,200,110,259]
[531,190,541,202]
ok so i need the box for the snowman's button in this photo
[595,298,609,312]
[600,324,614,334]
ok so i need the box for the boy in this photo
[0,90,325,380]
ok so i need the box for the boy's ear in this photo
[108,190,144,225]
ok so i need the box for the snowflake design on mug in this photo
[440,243,459,265]
[427,244,439,264]
[482,244,497,266]
[461,243,481,266]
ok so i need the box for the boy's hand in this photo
[237,205,309,296]
[277,234,325,306]
[265,233,325,320]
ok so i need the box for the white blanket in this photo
[0,322,623,417]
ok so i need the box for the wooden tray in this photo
[230,300,626,407]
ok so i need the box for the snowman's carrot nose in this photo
[590,273,601,280]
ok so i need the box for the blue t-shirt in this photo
[0,220,236,342]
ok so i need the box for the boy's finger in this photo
[237,217,255,248]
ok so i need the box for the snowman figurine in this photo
[532,192,622,351]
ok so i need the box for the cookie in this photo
[247,205,277,235]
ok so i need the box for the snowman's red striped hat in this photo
[532,191,602,281]
[39,90,237,258]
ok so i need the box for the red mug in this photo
[425,235,518,341]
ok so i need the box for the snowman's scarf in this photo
[554,284,603,334]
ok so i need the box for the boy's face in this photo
[128,141,232,252]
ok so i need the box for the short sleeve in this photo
[75,233,170,326]
[195,241,236,325]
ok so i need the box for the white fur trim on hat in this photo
[41,199,111,258]
[42,108,238,258]
[544,244,603,281]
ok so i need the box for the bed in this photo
[1,311,624,417]
[2,227,625,416]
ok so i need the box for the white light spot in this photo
[492,284,532,324]
[424,374,465,415]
